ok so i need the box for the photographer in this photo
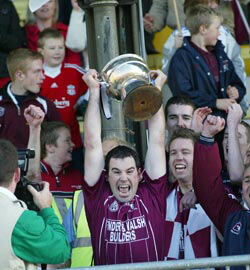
[24,105,92,268]
[0,138,70,268]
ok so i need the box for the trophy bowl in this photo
[101,54,162,121]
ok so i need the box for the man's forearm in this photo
[228,126,244,182]
[26,126,41,181]
[145,106,166,179]
[84,88,102,148]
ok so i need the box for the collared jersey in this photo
[193,141,250,269]
[40,64,88,148]
[0,84,61,148]
[82,171,168,265]
[41,161,83,198]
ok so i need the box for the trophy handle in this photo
[100,82,112,119]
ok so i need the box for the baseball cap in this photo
[29,0,50,13]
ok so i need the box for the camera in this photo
[14,149,43,211]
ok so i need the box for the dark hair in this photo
[105,145,141,171]
[168,127,198,148]
[41,121,70,159]
[165,96,196,118]
[0,139,18,187]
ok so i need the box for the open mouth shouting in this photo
[118,184,131,197]
[175,164,187,172]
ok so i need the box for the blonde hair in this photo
[7,48,43,80]
[26,0,59,25]
[184,0,220,13]
[185,4,221,35]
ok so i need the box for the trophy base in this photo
[123,84,163,121]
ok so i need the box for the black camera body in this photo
[15,149,43,211]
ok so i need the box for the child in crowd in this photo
[163,0,248,115]
[26,0,83,66]
[38,28,88,172]
[168,5,246,119]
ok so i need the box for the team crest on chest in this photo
[109,200,119,212]
[67,85,76,95]
[0,106,5,116]
[231,221,242,235]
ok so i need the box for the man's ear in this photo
[45,144,56,154]
[13,167,21,184]
[199,24,207,35]
[15,70,25,81]
[138,168,143,181]
[244,143,250,163]
[37,47,43,55]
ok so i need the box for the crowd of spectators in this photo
[0,0,250,269]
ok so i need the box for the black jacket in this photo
[0,0,26,78]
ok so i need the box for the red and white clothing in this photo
[41,160,83,198]
[82,171,168,265]
[165,184,218,261]
[40,63,88,148]
[25,23,82,66]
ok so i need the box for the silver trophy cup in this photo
[100,54,163,121]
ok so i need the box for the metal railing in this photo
[61,254,250,269]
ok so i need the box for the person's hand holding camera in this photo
[27,182,53,210]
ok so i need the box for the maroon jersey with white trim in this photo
[0,84,60,148]
[40,64,88,148]
[82,171,168,265]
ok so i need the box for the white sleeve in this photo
[220,26,246,86]
[65,9,87,52]
[162,32,176,74]
[162,28,190,74]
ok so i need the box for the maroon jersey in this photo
[165,183,217,260]
[82,171,168,265]
[193,141,242,234]
[40,64,88,148]
[0,84,60,148]
[41,160,83,198]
